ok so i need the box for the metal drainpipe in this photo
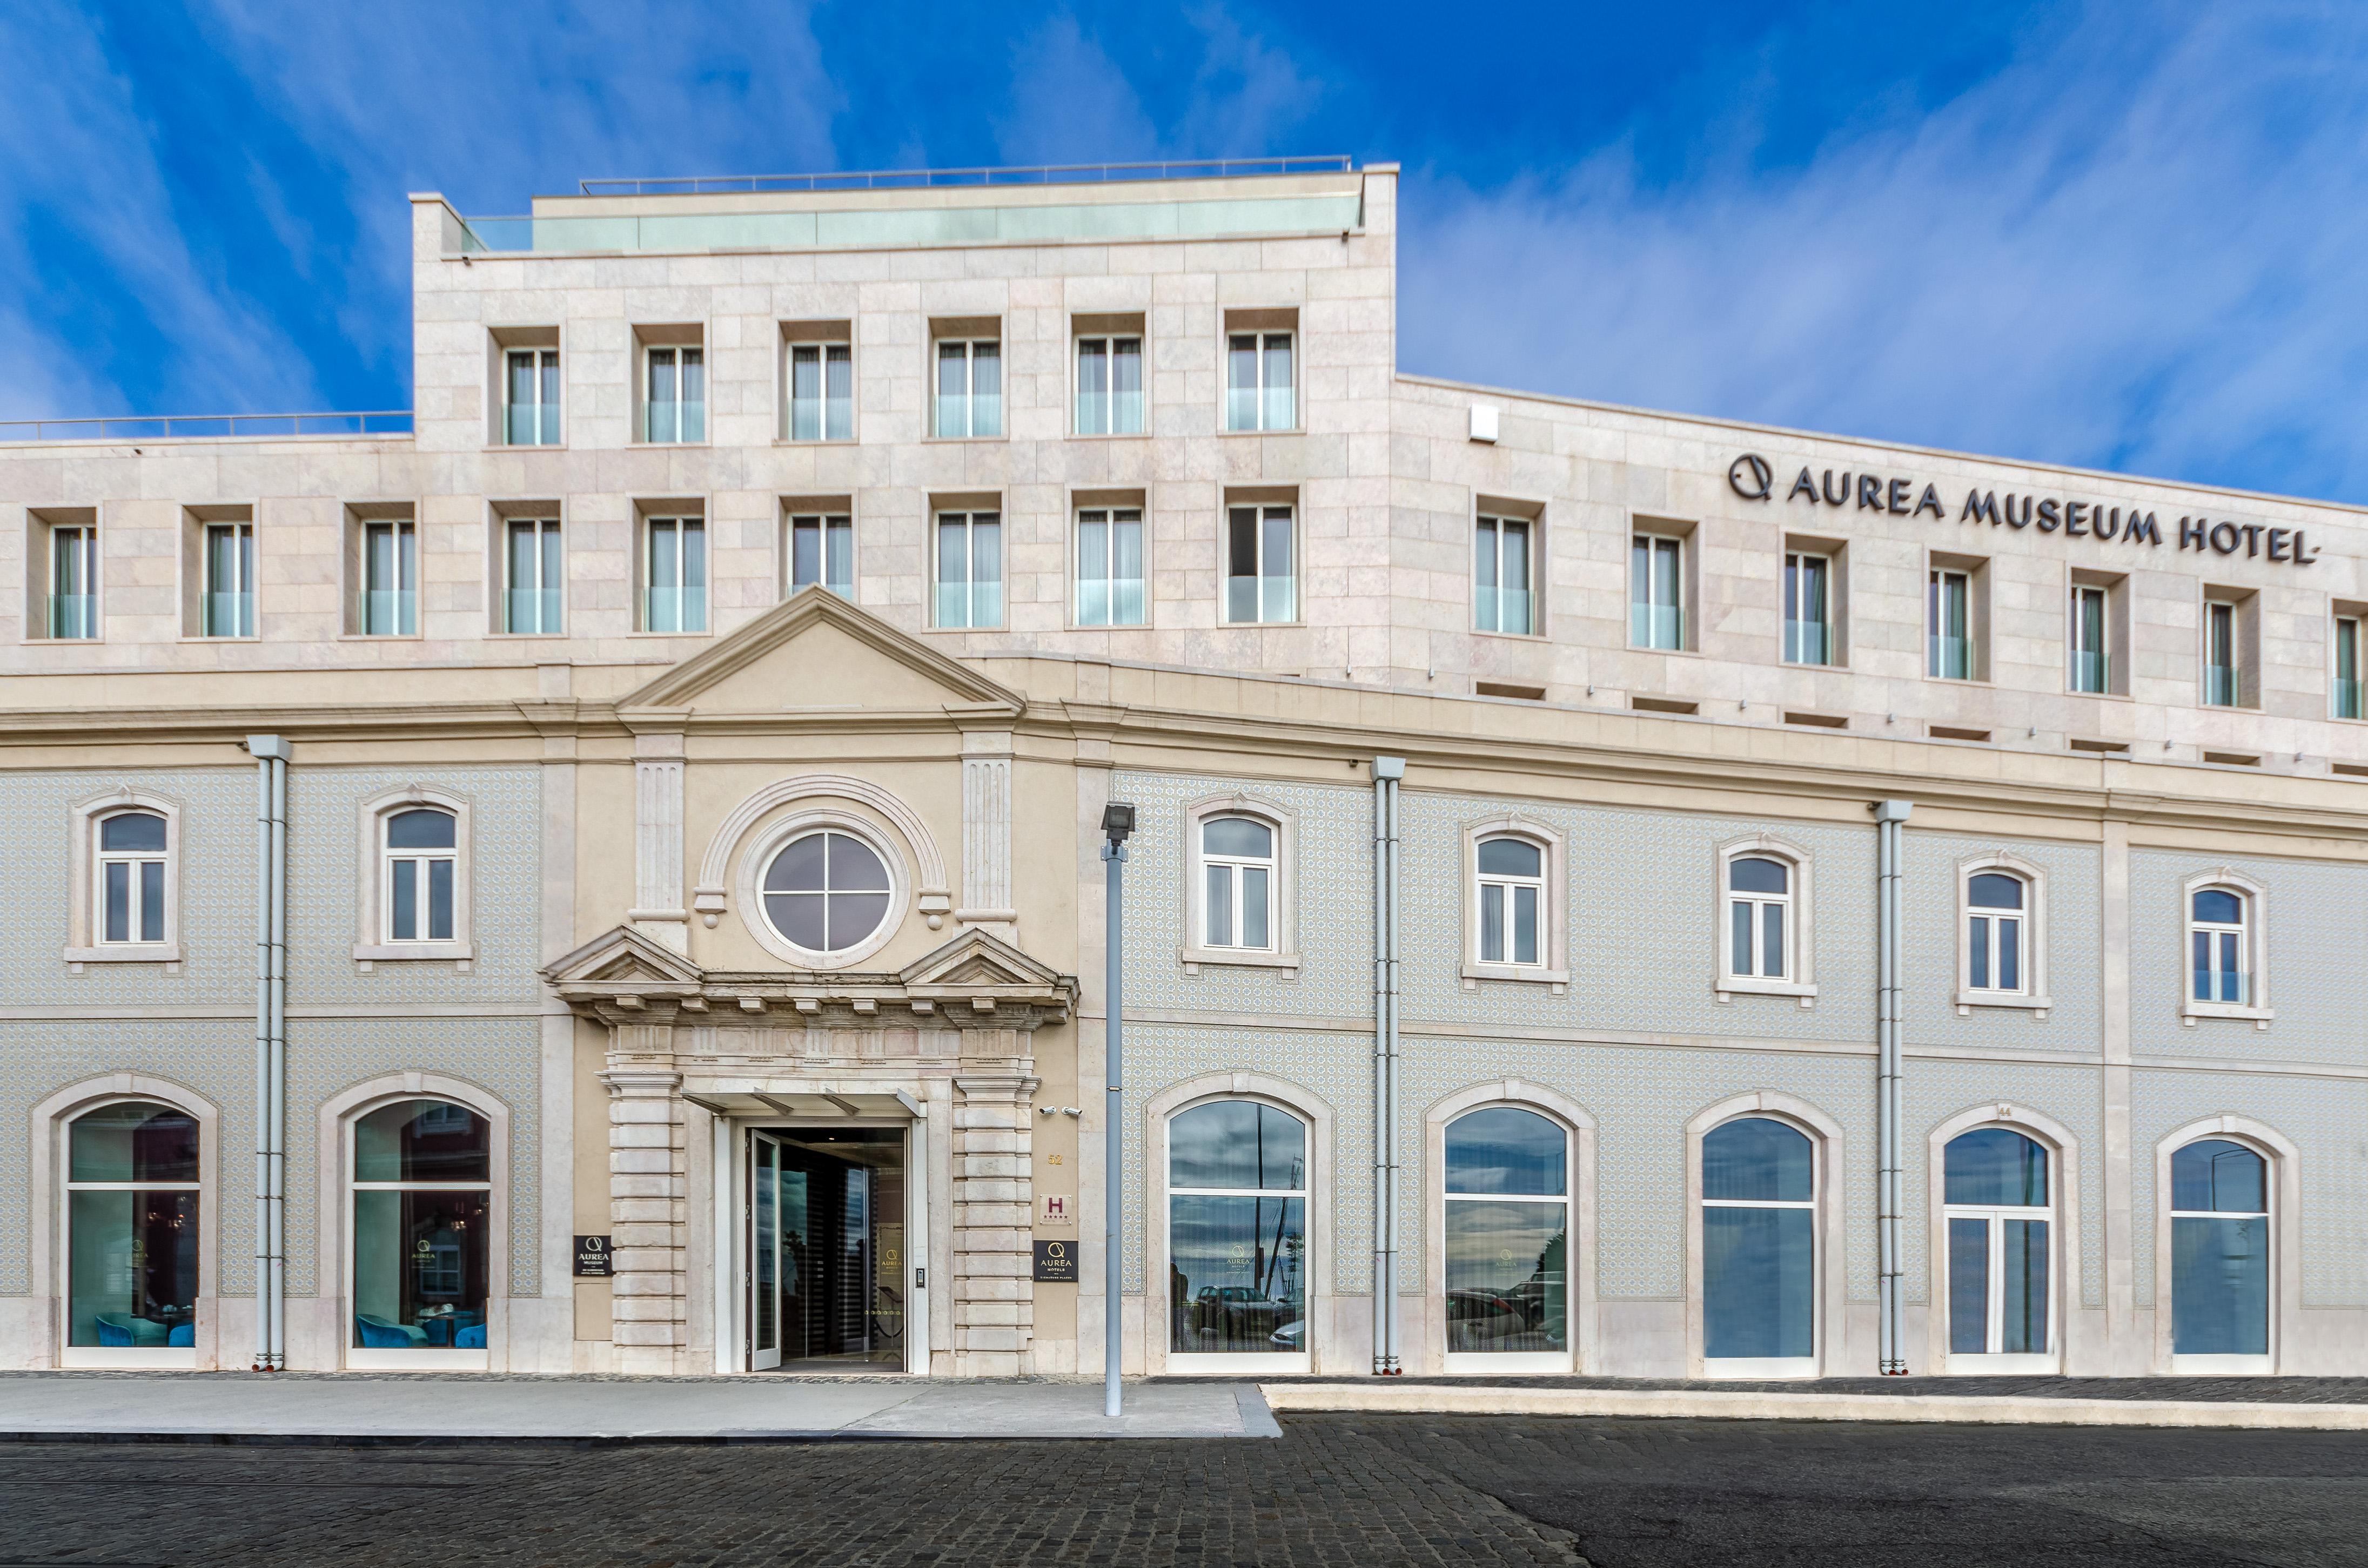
[1873,798,1913,1374]
[248,735,291,1371]
[1373,756,1406,1375]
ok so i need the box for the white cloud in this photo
[1397,6,2368,501]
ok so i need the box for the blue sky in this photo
[8,3,2368,501]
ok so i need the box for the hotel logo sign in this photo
[1728,453,2320,567]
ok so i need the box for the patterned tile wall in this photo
[1901,832,2102,1051]
[1904,1059,2105,1309]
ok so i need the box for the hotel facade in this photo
[3,160,2363,1383]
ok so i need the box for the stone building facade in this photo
[2,161,2363,1380]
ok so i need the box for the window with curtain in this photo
[360,520,417,636]
[642,516,707,633]
[934,512,1003,629]
[504,347,560,446]
[2071,584,2109,694]
[789,514,854,600]
[382,809,457,944]
[502,519,562,635]
[1929,568,1971,678]
[1475,837,1544,967]
[1966,872,2027,993]
[95,810,169,946]
[1168,1101,1306,1355]
[2170,1139,2270,1360]
[1783,551,1830,665]
[352,1099,492,1352]
[1076,335,1144,435]
[643,345,705,443]
[787,342,853,441]
[2204,600,2239,706]
[1944,1128,2051,1359]
[1725,856,1793,982]
[1474,515,1533,635]
[1224,331,1293,432]
[1200,816,1276,951]
[1444,1108,1568,1356]
[202,522,254,637]
[1224,504,1294,624]
[1701,1116,1815,1365]
[1074,507,1144,627]
[47,523,98,640]
[934,339,1002,438]
[2189,887,2250,1005]
[1631,534,1682,650]
[66,1101,199,1353]
[2335,615,2363,720]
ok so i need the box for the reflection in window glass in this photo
[1702,1117,1814,1361]
[1444,1108,1567,1355]
[66,1102,200,1351]
[2171,1139,2270,1357]
[1202,816,1276,951]
[1476,838,1544,966]
[1943,1129,2051,1356]
[352,1100,492,1351]
[1169,1102,1307,1355]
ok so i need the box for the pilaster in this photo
[632,733,688,953]
[958,732,1016,936]
[952,1070,1039,1375]
[604,1058,688,1374]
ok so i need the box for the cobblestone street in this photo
[1,1415,2360,1566]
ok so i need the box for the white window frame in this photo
[2154,1118,2293,1376]
[357,518,417,638]
[1072,505,1146,628]
[931,337,1003,439]
[1200,818,1276,953]
[2181,868,2271,1026]
[786,512,855,600]
[200,521,256,638]
[501,346,561,447]
[1714,836,1816,1003]
[1782,549,1833,665]
[353,785,473,966]
[1691,1103,1828,1379]
[1180,793,1299,974]
[1460,818,1567,990]
[1223,329,1295,432]
[732,809,910,970]
[1438,1102,1578,1374]
[1074,333,1144,436]
[49,1086,216,1369]
[784,340,854,442]
[640,514,709,634]
[1955,853,2050,1015]
[1938,1127,2058,1372]
[1473,513,1538,637]
[65,789,181,967]
[1159,1093,1314,1374]
[641,342,706,445]
[1630,532,1685,651]
[334,1081,506,1372]
[1222,502,1297,625]
[45,521,100,641]
[2333,611,2364,721]
[1928,566,1973,679]
[931,510,1004,630]
[2070,582,2110,695]
[499,516,563,636]
[2203,596,2241,708]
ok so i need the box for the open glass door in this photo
[749,1133,782,1370]
[746,1125,910,1372]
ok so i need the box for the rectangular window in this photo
[1630,534,1683,650]
[2204,600,2238,707]
[934,512,1003,629]
[934,339,1003,439]
[1225,332,1293,432]
[1783,551,1831,665]
[2071,584,2110,694]
[504,348,560,446]
[642,517,707,633]
[2337,615,2363,720]
[1074,507,1145,627]
[1076,335,1144,435]
[787,342,853,441]
[1225,504,1295,624]
[48,523,98,640]
[202,522,255,637]
[360,520,417,637]
[788,513,854,600]
[1474,516,1534,635]
[644,346,705,443]
[1928,568,1972,679]
[502,519,563,635]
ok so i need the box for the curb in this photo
[1259,1383,2368,1430]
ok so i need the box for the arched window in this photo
[95,810,169,946]
[382,809,457,944]
[1725,856,1794,981]
[1966,874,2027,994]
[1475,838,1545,967]
[1168,1100,1306,1362]
[2189,887,2250,1005]
[1701,1116,1815,1371]
[1200,817,1276,952]
[1444,1107,1568,1363]
[2170,1139,2270,1365]
[761,830,893,954]
[1943,1128,2051,1363]
[65,1101,199,1360]
[351,1099,492,1360]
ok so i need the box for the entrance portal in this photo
[747,1127,908,1371]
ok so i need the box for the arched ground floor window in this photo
[64,1100,200,1368]
[348,1096,495,1369]
[1443,1105,1572,1372]
[1163,1095,1311,1374]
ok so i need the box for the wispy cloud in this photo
[1398,6,2368,500]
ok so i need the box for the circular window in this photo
[761,831,894,954]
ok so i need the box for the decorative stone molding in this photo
[958,733,1016,933]
[692,773,951,932]
[633,737,688,953]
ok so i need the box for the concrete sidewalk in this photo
[0,1373,1280,1442]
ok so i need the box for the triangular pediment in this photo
[900,927,1071,993]
[544,925,707,990]
[619,587,1024,716]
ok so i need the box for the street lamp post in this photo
[1100,800,1136,1421]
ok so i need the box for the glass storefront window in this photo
[1444,1107,1568,1355]
[2171,1139,2270,1360]
[352,1099,492,1353]
[1169,1101,1307,1357]
[1701,1116,1816,1365]
[66,1101,199,1351]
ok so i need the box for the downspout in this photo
[1372,756,1405,1374]
[248,735,291,1371]
[1873,797,1913,1374]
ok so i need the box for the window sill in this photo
[1217,427,1302,438]
[2064,688,2135,702]
[337,633,425,643]
[1922,674,1993,687]
[1180,945,1300,977]
[482,443,569,453]
[487,630,569,640]
[921,434,1010,445]
[773,437,859,446]
[64,944,182,975]
[1461,961,1568,994]
[1065,620,1153,632]
[178,634,260,644]
[1627,643,1701,657]
[353,943,474,973]
[1942,1351,2058,1375]
[1715,978,1817,1007]
[1068,430,1152,442]
[1956,991,2052,1019]
[629,439,712,449]
[1780,656,1848,670]
[1471,628,1550,644]
[2182,1001,2272,1029]
[1217,619,1309,631]
[623,629,715,640]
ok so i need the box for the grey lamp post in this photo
[1100,800,1136,1419]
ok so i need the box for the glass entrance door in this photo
[746,1127,908,1371]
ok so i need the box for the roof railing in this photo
[0,411,413,443]
[577,155,1354,197]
